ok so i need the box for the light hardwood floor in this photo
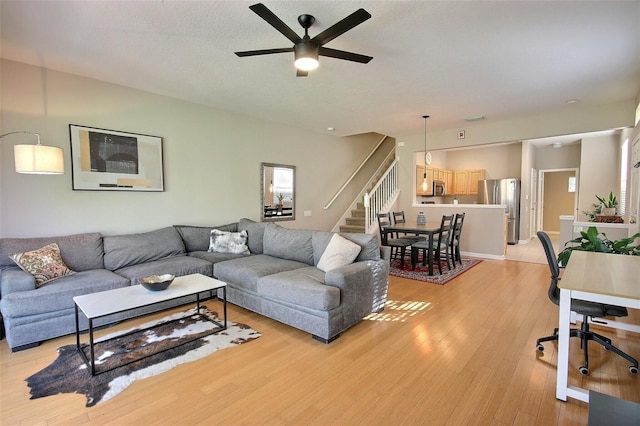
[1,259,638,425]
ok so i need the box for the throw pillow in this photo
[9,243,76,288]
[317,234,362,272]
[208,230,250,255]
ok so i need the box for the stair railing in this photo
[324,135,389,210]
[364,157,399,233]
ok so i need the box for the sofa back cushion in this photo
[312,231,381,265]
[103,227,186,271]
[238,218,271,254]
[263,225,314,265]
[174,223,238,252]
[0,232,104,272]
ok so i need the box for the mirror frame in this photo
[261,162,296,222]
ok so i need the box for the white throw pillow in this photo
[208,230,250,255]
[317,234,361,272]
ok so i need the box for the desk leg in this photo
[556,288,571,401]
[427,233,435,276]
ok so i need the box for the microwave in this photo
[433,180,446,196]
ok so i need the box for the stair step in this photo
[346,217,365,226]
[351,209,365,217]
[356,202,365,210]
[340,225,365,233]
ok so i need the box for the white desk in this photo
[557,251,640,402]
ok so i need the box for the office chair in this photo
[410,214,454,273]
[535,231,638,376]
[450,212,466,267]
[377,213,413,270]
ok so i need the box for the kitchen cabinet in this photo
[444,170,453,193]
[416,165,434,196]
[467,169,485,195]
[452,169,485,195]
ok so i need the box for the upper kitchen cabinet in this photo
[452,169,485,195]
[416,165,434,196]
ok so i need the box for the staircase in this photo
[340,202,366,233]
[338,152,398,233]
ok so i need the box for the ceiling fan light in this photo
[294,43,319,71]
[295,57,319,71]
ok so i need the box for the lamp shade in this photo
[14,144,64,174]
[294,43,319,71]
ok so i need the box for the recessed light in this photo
[566,99,581,104]
[552,142,563,148]
[327,127,335,132]
[465,115,485,122]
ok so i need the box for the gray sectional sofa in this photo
[0,219,389,351]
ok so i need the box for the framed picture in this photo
[69,124,164,191]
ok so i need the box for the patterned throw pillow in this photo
[208,230,250,255]
[9,243,76,288]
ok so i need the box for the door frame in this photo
[536,167,580,233]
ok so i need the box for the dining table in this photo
[382,221,442,275]
[556,250,640,403]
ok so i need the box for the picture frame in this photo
[69,124,164,192]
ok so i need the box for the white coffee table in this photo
[73,273,227,375]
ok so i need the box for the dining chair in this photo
[450,212,466,267]
[535,231,638,376]
[410,214,454,274]
[392,211,425,242]
[377,213,413,269]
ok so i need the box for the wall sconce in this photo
[0,131,64,174]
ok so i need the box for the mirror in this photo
[261,162,296,222]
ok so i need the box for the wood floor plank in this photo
[1,259,638,425]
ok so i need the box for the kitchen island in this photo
[409,203,507,259]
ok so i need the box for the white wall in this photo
[0,60,386,237]
[577,134,619,221]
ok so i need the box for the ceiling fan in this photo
[234,3,372,77]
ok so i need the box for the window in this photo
[567,176,576,193]
[272,167,293,205]
[620,138,628,215]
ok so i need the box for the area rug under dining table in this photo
[389,257,482,284]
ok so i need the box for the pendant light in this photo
[422,115,431,191]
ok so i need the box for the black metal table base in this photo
[75,288,227,376]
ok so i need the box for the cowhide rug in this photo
[25,306,260,407]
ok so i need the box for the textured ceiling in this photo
[1,1,639,138]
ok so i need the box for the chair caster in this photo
[578,366,589,376]
[536,343,545,352]
[629,366,638,375]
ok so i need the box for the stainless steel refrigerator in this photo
[478,178,521,244]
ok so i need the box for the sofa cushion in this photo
[214,254,308,293]
[174,223,238,252]
[312,231,381,265]
[103,227,186,271]
[0,269,130,318]
[208,230,250,255]
[238,218,270,254]
[188,251,247,264]
[9,243,76,288]
[317,234,362,273]
[257,267,340,311]
[263,226,314,265]
[0,232,104,271]
[113,256,212,281]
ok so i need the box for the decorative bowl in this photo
[138,274,175,291]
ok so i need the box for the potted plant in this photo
[595,192,618,216]
[276,193,284,212]
[557,226,640,266]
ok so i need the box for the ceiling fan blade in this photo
[249,3,302,44]
[311,8,371,46]
[319,47,372,64]
[235,47,293,57]
[296,69,309,77]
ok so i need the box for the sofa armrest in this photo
[380,246,391,261]
[0,267,36,296]
[325,259,389,328]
